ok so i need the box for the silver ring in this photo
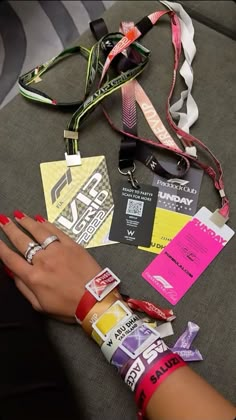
[24,241,39,260]
[41,235,59,250]
[26,245,43,264]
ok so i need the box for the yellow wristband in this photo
[82,289,121,336]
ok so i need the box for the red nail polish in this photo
[13,210,25,220]
[35,214,46,223]
[3,266,14,279]
[0,214,10,225]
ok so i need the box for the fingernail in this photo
[13,210,25,220]
[3,266,14,279]
[0,214,10,226]
[35,214,46,223]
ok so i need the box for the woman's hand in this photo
[0,211,102,323]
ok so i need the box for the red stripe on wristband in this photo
[135,353,186,417]
[75,291,97,323]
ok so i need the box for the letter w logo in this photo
[51,168,72,204]
[150,161,157,171]
[127,230,135,236]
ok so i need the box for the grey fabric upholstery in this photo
[0,1,235,419]
[181,0,236,40]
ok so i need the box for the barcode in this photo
[126,199,144,217]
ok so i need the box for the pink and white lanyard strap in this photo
[161,0,199,143]
[98,9,229,221]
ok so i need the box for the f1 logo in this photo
[51,168,72,204]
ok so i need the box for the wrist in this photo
[74,268,186,420]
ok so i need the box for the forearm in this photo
[146,365,236,420]
[76,268,235,420]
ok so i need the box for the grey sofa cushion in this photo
[0,1,235,419]
[181,0,236,40]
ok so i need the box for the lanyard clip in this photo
[118,163,140,189]
[64,130,81,167]
[127,169,140,189]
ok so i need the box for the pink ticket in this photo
[142,207,234,305]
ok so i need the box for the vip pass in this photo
[75,268,186,419]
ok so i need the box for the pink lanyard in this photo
[99,10,229,220]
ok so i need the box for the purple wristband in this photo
[172,347,203,361]
[173,321,199,349]
[117,337,171,393]
[111,324,159,371]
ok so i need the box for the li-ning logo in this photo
[51,168,72,204]
[57,172,113,245]
[168,178,189,186]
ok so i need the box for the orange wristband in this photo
[82,289,121,336]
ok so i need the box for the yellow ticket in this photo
[139,208,191,254]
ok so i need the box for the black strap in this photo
[90,18,139,172]
[136,16,153,36]
[90,18,109,41]
[135,143,188,178]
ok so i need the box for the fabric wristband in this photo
[75,268,121,323]
[120,337,169,380]
[92,300,132,342]
[123,350,172,393]
[135,353,186,418]
[82,289,121,336]
[101,315,142,361]
[75,291,97,324]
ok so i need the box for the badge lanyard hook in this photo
[118,163,140,189]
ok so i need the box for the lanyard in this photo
[98,9,229,220]
[18,36,150,166]
[91,18,190,186]
[18,9,230,220]
[161,1,199,143]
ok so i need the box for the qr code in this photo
[126,199,144,217]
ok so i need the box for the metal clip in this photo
[127,170,140,189]
[210,209,229,228]
[118,163,140,189]
[65,151,81,167]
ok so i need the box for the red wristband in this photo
[75,268,121,323]
[75,291,97,323]
[135,353,186,418]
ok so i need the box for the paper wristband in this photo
[75,268,121,323]
[120,337,169,380]
[101,315,142,361]
[135,353,186,417]
[82,289,121,336]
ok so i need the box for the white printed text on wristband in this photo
[101,314,142,362]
